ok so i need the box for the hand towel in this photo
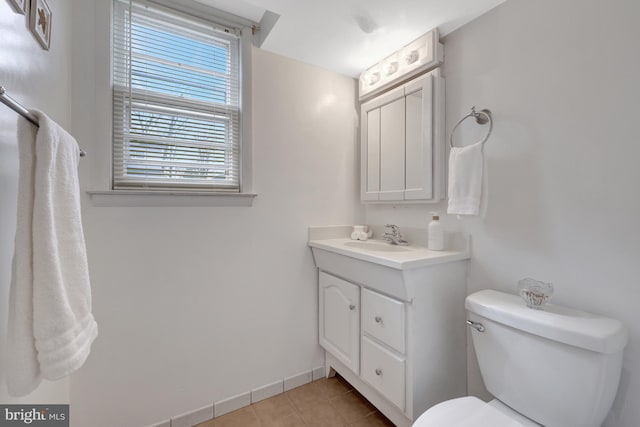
[7,111,98,397]
[447,141,483,216]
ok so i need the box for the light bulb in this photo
[383,61,398,76]
[405,50,419,64]
[366,72,380,86]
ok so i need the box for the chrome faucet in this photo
[383,224,408,246]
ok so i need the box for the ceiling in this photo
[195,0,508,77]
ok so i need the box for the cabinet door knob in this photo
[375,368,382,376]
[374,316,382,323]
[349,304,356,311]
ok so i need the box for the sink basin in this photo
[344,241,410,252]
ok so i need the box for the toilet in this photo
[413,289,628,427]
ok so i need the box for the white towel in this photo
[7,111,97,397]
[447,141,483,216]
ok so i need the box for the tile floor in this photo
[195,375,395,427]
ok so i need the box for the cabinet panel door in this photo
[405,75,433,200]
[379,97,406,201]
[319,272,360,374]
[363,108,380,200]
[360,71,444,204]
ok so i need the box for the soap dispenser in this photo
[428,214,444,251]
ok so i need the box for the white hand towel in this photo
[447,141,483,216]
[7,111,98,397]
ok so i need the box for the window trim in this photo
[107,0,254,199]
[86,189,257,207]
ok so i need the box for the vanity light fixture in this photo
[405,50,419,64]
[366,71,381,86]
[358,28,443,101]
[383,61,399,76]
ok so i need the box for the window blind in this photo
[113,0,241,191]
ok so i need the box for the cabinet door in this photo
[379,97,406,201]
[361,108,380,201]
[404,75,433,200]
[360,70,444,203]
[319,272,360,374]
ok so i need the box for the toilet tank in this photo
[466,290,628,427]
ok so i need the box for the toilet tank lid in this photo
[465,290,628,354]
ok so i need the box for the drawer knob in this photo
[375,368,382,376]
[374,316,382,323]
[349,304,356,311]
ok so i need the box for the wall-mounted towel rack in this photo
[0,86,86,157]
[449,106,493,148]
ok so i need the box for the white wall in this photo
[68,1,360,423]
[366,0,640,426]
[8,0,638,425]
[0,0,72,405]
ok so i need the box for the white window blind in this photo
[113,0,241,191]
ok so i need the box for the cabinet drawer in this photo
[361,336,406,410]
[362,288,405,353]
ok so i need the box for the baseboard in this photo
[213,391,251,418]
[312,366,325,381]
[284,370,313,392]
[145,366,325,427]
[250,380,284,404]
[171,404,213,427]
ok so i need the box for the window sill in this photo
[86,190,257,207]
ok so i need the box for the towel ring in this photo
[449,106,493,148]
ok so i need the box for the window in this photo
[112,0,241,191]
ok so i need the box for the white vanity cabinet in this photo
[309,229,470,426]
[311,242,468,427]
[319,271,409,410]
[361,70,445,203]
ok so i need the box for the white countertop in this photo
[308,230,471,270]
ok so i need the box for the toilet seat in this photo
[412,397,528,427]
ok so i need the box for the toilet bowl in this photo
[412,290,628,427]
[413,397,540,426]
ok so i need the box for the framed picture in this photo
[7,0,28,14]
[29,0,51,50]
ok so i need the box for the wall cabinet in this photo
[361,70,445,203]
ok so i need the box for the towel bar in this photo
[0,86,87,157]
[449,106,493,148]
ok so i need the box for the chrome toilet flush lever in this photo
[466,320,485,332]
